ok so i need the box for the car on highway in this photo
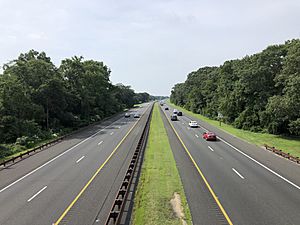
[170,114,178,121]
[164,107,169,110]
[125,113,130,118]
[189,121,198,128]
[177,111,182,116]
[173,109,178,114]
[133,113,140,118]
[202,132,217,141]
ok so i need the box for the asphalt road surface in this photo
[0,103,152,225]
[161,104,300,225]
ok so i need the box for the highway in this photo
[161,104,300,225]
[0,103,152,225]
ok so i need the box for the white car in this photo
[189,121,198,128]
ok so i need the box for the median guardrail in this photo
[105,104,153,225]
[264,144,300,164]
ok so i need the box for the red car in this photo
[202,132,217,141]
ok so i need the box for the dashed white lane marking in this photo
[208,146,214,152]
[0,117,124,194]
[97,141,103,146]
[27,186,47,202]
[195,134,199,138]
[182,122,185,125]
[76,156,85,163]
[218,137,300,190]
[118,126,121,129]
[110,132,114,135]
[232,168,245,179]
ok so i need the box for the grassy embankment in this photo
[132,103,192,225]
[167,100,300,158]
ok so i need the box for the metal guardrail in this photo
[264,144,300,164]
[0,137,65,167]
[0,112,125,168]
[105,104,153,225]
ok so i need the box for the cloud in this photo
[0,0,299,95]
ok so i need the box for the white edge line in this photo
[232,168,245,179]
[169,104,300,190]
[0,104,151,194]
[0,116,125,194]
[208,146,214,152]
[76,156,85,163]
[27,186,47,202]
[219,137,300,190]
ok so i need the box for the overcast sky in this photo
[0,0,299,96]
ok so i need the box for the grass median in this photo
[132,103,192,225]
[167,100,300,158]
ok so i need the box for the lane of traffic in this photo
[0,104,150,225]
[162,104,300,224]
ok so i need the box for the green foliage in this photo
[0,50,152,159]
[170,39,300,136]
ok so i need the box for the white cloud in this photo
[0,0,299,95]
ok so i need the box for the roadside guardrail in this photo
[264,144,299,164]
[0,112,125,168]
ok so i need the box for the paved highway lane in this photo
[162,104,300,225]
[0,103,151,225]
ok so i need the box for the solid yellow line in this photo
[54,116,142,225]
[161,108,234,225]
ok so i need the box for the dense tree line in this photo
[0,50,151,158]
[170,39,300,136]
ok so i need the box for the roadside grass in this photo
[167,100,300,158]
[132,103,192,225]
[0,137,58,163]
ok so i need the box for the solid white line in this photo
[208,146,214,152]
[110,132,114,135]
[0,117,124,194]
[76,156,85,163]
[97,141,103,146]
[195,134,199,138]
[218,137,300,190]
[27,186,47,202]
[232,168,245,179]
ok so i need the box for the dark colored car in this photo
[165,107,169,110]
[170,114,178,121]
[202,132,217,141]
[177,111,182,116]
[133,113,140,118]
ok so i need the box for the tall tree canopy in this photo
[0,50,151,146]
[170,39,300,136]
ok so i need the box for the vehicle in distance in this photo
[177,111,182,116]
[202,132,217,141]
[173,109,178,114]
[189,121,198,128]
[125,113,130,118]
[170,114,178,121]
[165,107,169,110]
[133,113,140,118]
